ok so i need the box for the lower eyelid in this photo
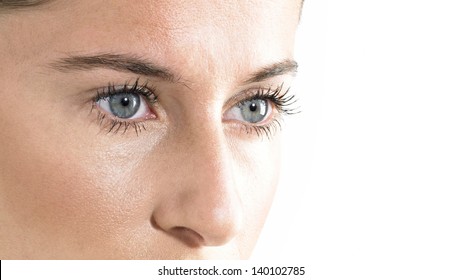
[239,117,283,139]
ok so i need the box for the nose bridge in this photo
[153,116,243,247]
[186,122,235,205]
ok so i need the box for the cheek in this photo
[231,137,282,256]
[237,138,281,210]
[0,120,104,237]
[0,90,157,256]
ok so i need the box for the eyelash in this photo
[91,80,299,138]
[238,84,299,139]
[91,79,157,136]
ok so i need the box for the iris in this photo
[108,93,140,119]
[239,99,268,123]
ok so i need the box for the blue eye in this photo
[96,91,152,120]
[107,92,140,119]
[92,80,160,135]
[224,98,272,124]
[238,99,269,123]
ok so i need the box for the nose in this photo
[152,126,243,247]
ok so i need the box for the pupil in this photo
[249,102,258,112]
[121,97,130,106]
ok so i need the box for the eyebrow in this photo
[50,53,177,82]
[0,0,52,9]
[245,59,298,83]
[50,53,297,84]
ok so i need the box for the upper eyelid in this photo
[93,79,157,102]
[95,85,152,98]
[91,78,286,98]
[223,85,286,110]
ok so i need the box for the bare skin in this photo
[0,0,300,259]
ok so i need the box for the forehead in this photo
[3,0,300,85]
[17,0,300,40]
[9,1,298,46]
[72,1,295,39]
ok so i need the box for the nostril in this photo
[151,215,206,248]
[168,227,205,248]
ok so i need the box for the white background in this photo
[253,0,462,279]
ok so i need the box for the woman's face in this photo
[0,0,300,259]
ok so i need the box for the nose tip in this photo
[192,203,243,246]
[152,193,243,247]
